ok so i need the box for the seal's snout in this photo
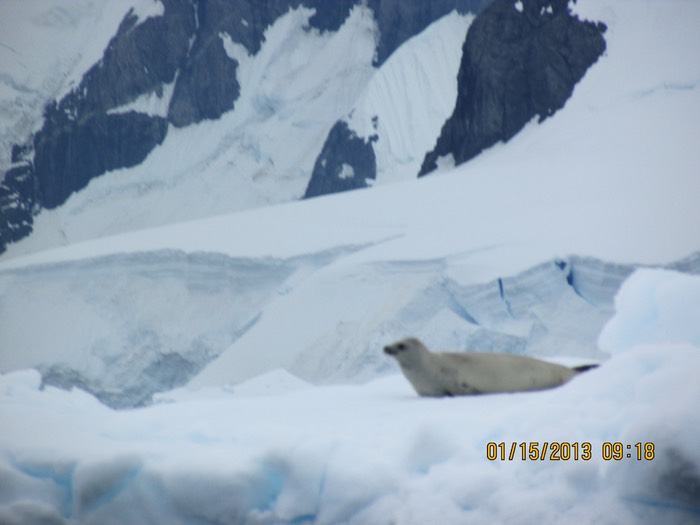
[384,341,409,356]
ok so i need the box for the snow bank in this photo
[0,250,644,408]
[189,255,626,389]
[0,250,322,408]
[1,268,700,524]
[599,268,700,354]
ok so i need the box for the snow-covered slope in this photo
[344,11,473,185]
[2,4,380,256]
[2,4,480,258]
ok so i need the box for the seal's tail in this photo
[572,364,599,374]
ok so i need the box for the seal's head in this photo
[383,337,427,363]
[383,337,439,394]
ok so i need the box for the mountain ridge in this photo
[420,0,607,174]
[0,0,491,254]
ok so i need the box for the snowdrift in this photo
[1,269,700,524]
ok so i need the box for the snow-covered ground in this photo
[1,0,700,523]
[1,268,700,524]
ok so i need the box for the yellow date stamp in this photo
[486,442,655,461]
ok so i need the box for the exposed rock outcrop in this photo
[419,0,607,176]
[1,0,491,252]
[304,121,377,198]
[304,0,492,198]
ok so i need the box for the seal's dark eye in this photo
[397,343,406,351]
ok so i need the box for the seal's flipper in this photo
[572,364,599,374]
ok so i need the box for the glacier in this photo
[1,245,697,408]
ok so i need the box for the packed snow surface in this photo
[1,269,700,524]
[599,268,700,353]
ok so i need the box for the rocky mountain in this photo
[420,0,607,174]
[0,0,607,255]
[305,0,607,192]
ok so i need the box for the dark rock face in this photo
[419,0,607,176]
[1,0,196,252]
[34,109,169,208]
[0,162,36,252]
[80,2,196,118]
[304,121,377,198]
[304,0,493,199]
[0,0,493,253]
[368,0,493,66]
[167,38,240,128]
